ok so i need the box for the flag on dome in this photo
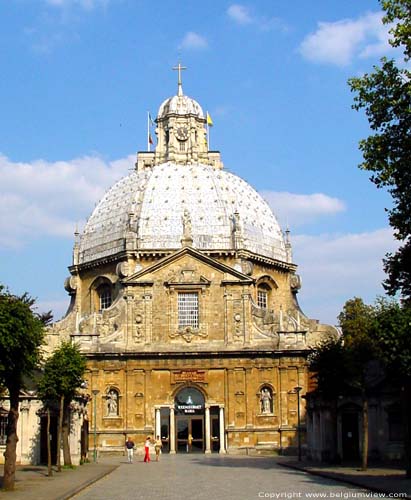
[206,112,213,127]
[149,113,155,126]
[149,132,153,145]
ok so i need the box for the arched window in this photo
[90,276,114,313]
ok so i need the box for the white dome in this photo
[79,163,286,264]
[158,94,204,119]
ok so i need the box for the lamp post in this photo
[92,389,100,463]
[294,386,302,461]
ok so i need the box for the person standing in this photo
[154,435,162,462]
[187,433,193,453]
[125,437,135,463]
[144,436,151,462]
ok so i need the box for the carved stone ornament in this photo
[290,274,302,292]
[241,260,253,276]
[116,262,129,278]
[64,276,77,294]
[170,326,207,343]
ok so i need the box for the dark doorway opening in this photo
[40,414,58,465]
[341,410,359,461]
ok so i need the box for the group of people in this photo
[125,435,162,463]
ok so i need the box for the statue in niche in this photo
[107,390,118,416]
[260,387,272,414]
[182,209,192,239]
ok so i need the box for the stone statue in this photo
[107,390,118,416]
[260,388,272,414]
[182,209,192,239]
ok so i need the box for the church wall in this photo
[84,353,308,455]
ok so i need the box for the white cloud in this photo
[45,0,109,9]
[293,227,399,324]
[0,154,131,248]
[260,191,345,227]
[179,32,208,50]
[227,4,288,32]
[227,4,252,25]
[299,11,393,66]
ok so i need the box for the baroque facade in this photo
[45,68,336,457]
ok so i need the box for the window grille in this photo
[178,292,199,328]
[100,287,112,310]
[257,290,267,309]
[179,141,186,152]
[0,416,7,445]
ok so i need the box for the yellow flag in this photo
[206,112,213,127]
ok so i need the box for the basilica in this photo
[42,67,336,458]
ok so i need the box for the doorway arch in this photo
[175,387,205,453]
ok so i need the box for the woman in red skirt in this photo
[144,436,151,462]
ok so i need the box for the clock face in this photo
[176,126,189,141]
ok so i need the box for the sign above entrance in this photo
[175,387,205,415]
[172,370,207,384]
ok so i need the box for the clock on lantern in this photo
[176,126,189,141]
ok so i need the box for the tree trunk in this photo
[3,384,20,491]
[361,393,368,471]
[62,403,72,466]
[47,408,52,477]
[56,394,64,472]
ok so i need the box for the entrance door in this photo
[176,416,204,452]
[341,411,359,461]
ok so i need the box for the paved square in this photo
[73,455,369,500]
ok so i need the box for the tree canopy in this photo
[348,0,411,302]
[0,285,45,391]
[38,341,86,404]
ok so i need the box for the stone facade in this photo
[45,73,336,458]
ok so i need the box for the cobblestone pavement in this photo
[73,454,374,500]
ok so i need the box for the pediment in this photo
[123,246,254,285]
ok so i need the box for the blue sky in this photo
[0,0,399,325]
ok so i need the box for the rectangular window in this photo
[179,141,186,152]
[100,288,112,310]
[0,415,8,445]
[257,290,267,309]
[178,292,199,329]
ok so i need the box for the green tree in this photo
[0,285,45,491]
[309,298,377,468]
[338,298,378,471]
[348,0,411,302]
[38,341,86,471]
[309,336,346,462]
[373,299,411,477]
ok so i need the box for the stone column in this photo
[205,405,211,454]
[219,406,226,454]
[19,402,30,464]
[170,407,176,454]
[155,408,161,439]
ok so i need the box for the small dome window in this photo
[99,286,112,311]
[257,283,271,309]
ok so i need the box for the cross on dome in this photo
[172,62,187,96]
